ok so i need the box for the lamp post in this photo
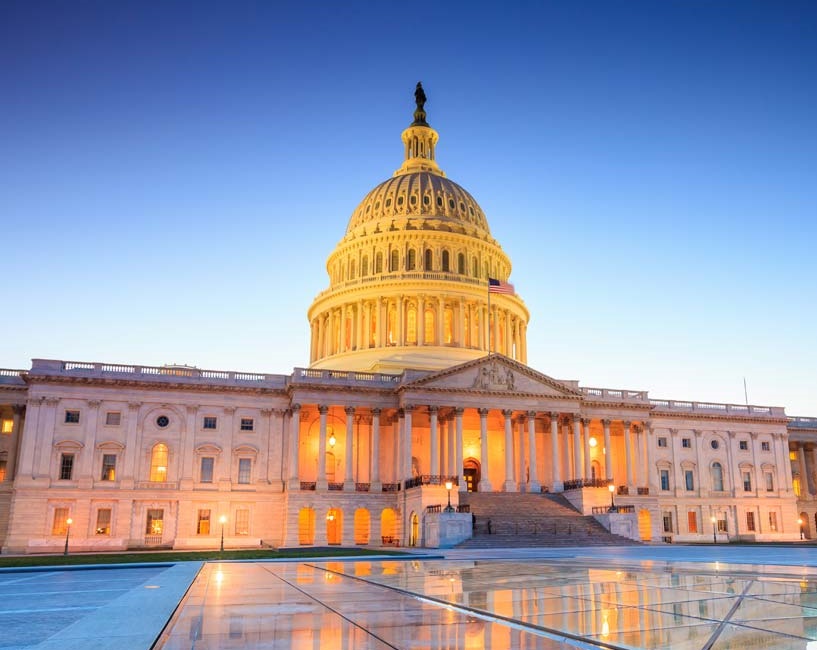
[608,483,616,512]
[799,517,804,540]
[711,516,717,544]
[63,517,72,556]
[444,480,454,512]
[220,515,227,552]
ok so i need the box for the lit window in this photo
[203,417,217,430]
[105,412,121,426]
[0,460,6,482]
[739,440,748,451]
[1,419,12,434]
[687,511,698,533]
[101,454,116,481]
[742,471,752,492]
[790,451,798,461]
[240,418,254,432]
[65,410,80,424]
[662,512,673,533]
[197,509,211,535]
[769,512,778,531]
[52,507,70,535]
[200,457,214,483]
[96,508,112,535]
[761,441,770,452]
[746,512,756,532]
[235,509,250,535]
[682,438,691,448]
[657,437,667,448]
[150,443,168,482]
[238,458,251,484]
[59,453,74,480]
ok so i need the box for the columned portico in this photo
[602,419,612,481]
[502,409,516,492]
[478,408,492,492]
[549,412,561,491]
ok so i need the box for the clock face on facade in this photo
[156,415,169,428]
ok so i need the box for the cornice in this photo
[27,375,289,398]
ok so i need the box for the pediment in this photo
[402,354,581,398]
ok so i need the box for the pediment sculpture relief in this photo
[472,361,515,391]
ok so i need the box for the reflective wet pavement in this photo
[156,555,817,649]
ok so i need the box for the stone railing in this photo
[404,475,459,490]
[591,505,635,515]
[789,417,817,429]
[381,483,401,492]
[649,398,785,418]
[581,387,649,402]
[0,368,26,385]
[30,359,287,389]
[563,478,611,490]
[291,367,401,386]
[313,271,491,300]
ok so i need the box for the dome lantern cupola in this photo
[395,82,444,178]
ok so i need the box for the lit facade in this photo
[0,89,814,553]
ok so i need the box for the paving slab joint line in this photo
[308,562,628,650]
[699,579,754,650]
[149,562,206,650]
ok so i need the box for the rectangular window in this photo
[52,507,69,535]
[64,410,80,424]
[200,457,214,483]
[769,512,778,532]
[238,458,251,484]
[790,451,798,461]
[59,453,75,480]
[0,460,6,482]
[657,437,667,448]
[739,440,748,451]
[687,511,698,533]
[101,454,116,481]
[105,412,121,426]
[682,438,691,448]
[146,509,164,536]
[761,441,770,452]
[662,512,673,533]
[765,472,774,492]
[742,471,752,492]
[240,418,254,431]
[235,509,250,535]
[660,469,670,491]
[746,512,756,532]
[684,470,694,491]
[1,419,12,434]
[717,518,727,533]
[96,508,112,535]
[197,509,211,535]
[203,416,217,430]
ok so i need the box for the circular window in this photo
[436,196,443,207]
[156,415,169,428]
[397,196,404,206]
[710,439,719,450]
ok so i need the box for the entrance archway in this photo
[801,511,811,539]
[463,458,481,493]
[354,509,370,545]
[638,509,652,541]
[298,507,315,545]
[409,511,419,546]
[326,508,342,544]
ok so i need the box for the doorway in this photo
[463,458,481,492]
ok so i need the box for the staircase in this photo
[456,492,640,548]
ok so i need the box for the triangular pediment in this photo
[402,354,582,398]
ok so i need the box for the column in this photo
[644,421,655,492]
[550,412,561,491]
[528,412,541,491]
[344,406,355,490]
[220,406,235,483]
[455,408,465,492]
[447,416,455,476]
[517,416,526,492]
[582,418,593,480]
[519,322,527,363]
[5,405,24,481]
[478,408,492,491]
[370,409,381,490]
[393,412,402,483]
[458,299,465,346]
[78,400,100,481]
[376,297,383,347]
[429,407,439,476]
[693,430,705,497]
[777,433,794,492]
[437,297,444,344]
[504,310,511,356]
[356,300,363,350]
[603,419,613,481]
[398,296,405,346]
[573,415,583,482]
[798,443,810,497]
[287,404,301,489]
[317,405,328,490]
[623,421,633,489]
[401,404,414,480]
[503,409,516,492]
[179,405,197,483]
[316,317,324,362]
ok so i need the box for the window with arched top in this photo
[424,249,433,270]
[472,258,479,278]
[361,256,368,277]
[407,249,416,271]
[424,309,435,344]
[375,252,383,274]
[390,250,399,272]
[150,443,168,482]
[441,250,450,272]
[406,306,417,344]
[349,260,356,280]
[457,253,465,274]
[711,462,724,492]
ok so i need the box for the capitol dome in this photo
[307,84,529,372]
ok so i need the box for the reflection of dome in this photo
[307,85,529,373]
[345,172,490,237]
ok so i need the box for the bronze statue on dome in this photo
[412,82,428,126]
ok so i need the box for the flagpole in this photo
[487,278,492,355]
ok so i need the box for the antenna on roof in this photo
[743,377,749,406]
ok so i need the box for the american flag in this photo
[488,278,515,295]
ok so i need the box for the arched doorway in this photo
[638,509,652,541]
[380,508,398,545]
[463,458,481,493]
[354,509,370,545]
[326,508,342,545]
[801,511,811,539]
[409,511,419,547]
[298,507,315,545]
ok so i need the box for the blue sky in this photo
[2,1,815,414]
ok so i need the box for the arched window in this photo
[406,306,417,344]
[711,462,724,492]
[375,252,383,274]
[390,250,399,272]
[441,250,450,272]
[457,253,465,274]
[444,307,454,344]
[407,249,416,271]
[424,249,433,271]
[349,260,356,280]
[150,443,168,482]
[424,308,435,344]
[361,255,369,277]
[472,258,479,278]
[387,305,397,344]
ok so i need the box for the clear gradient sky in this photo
[2,1,816,415]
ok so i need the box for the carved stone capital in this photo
[129,402,142,412]
[478,408,489,417]
[428,406,439,415]
[345,406,356,416]
[223,406,236,415]
[44,397,60,407]
[404,404,415,412]
[318,405,329,415]
[260,409,274,417]
[622,420,631,430]
[291,403,301,412]
[750,432,758,440]
[693,429,703,438]
[371,407,381,416]
[602,418,612,427]
[454,407,464,417]
[501,409,513,418]
[727,430,736,439]
[86,400,101,409]
[581,418,591,427]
